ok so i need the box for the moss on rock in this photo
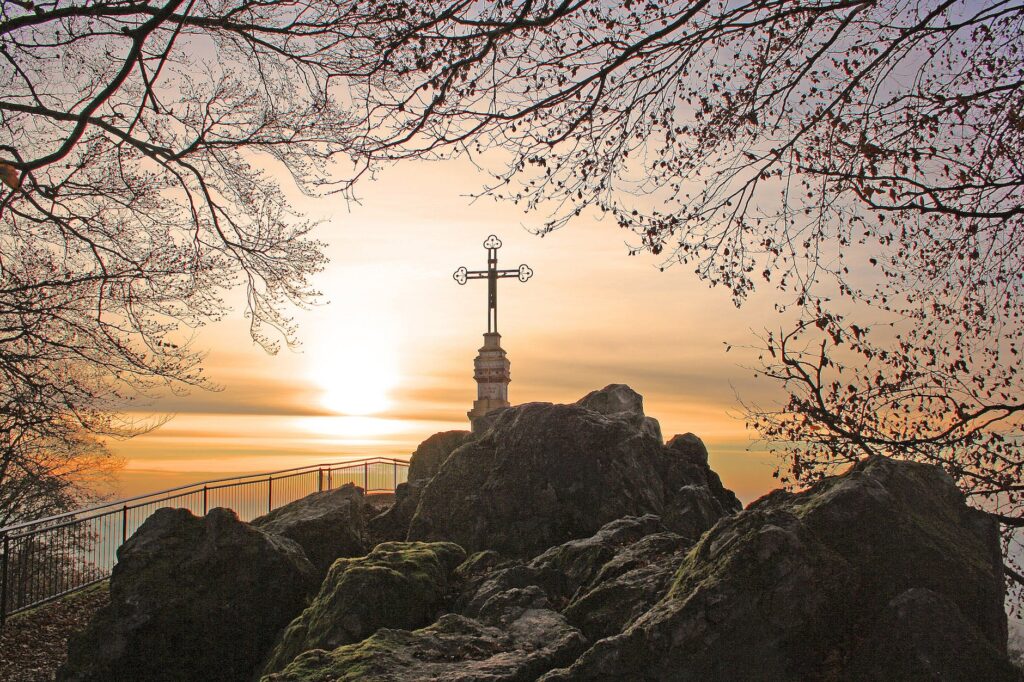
[263,608,586,682]
[261,541,465,676]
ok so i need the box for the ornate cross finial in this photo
[453,235,533,333]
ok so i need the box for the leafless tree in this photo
[0,0,393,522]
[743,313,1024,591]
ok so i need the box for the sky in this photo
[106,156,789,505]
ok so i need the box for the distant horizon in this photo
[103,402,778,507]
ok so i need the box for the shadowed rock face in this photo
[560,530,691,642]
[455,515,693,643]
[407,430,474,484]
[261,541,466,676]
[58,508,316,682]
[540,456,1018,682]
[367,430,473,544]
[454,515,671,619]
[253,482,367,575]
[406,385,740,558]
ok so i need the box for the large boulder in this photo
[368,430,472,543]
[575,383,663,440]
[541,456,1019,681]
[261,541,466,676]
[253,482,367,575]
[59,507,316,682]
[660,433,740,539]
[407,385,740,557]
[263,583,586,682]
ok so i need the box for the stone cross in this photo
[453,235,533,429]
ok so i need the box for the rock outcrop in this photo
[253,482,367,575]
[406,385,739,557]
[541,456,1018,681]
[367,430,472,543]
[406,430,474,483]
[261,541,466,676]
[61,386,1022,682]
[59,508,316,682]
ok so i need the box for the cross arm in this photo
[497,265,534,282]
[453,266,490,284]
[453,264,533,284]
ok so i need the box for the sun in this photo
[309,323,400,416]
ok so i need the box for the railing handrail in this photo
[1,456,411,625]
[0,456,409,535]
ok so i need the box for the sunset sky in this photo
[109,157,787,505]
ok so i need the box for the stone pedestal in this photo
[468,332,510,430]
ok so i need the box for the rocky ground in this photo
[34,385,1024,680]
[0,583,108,681]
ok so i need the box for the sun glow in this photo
[296,415,405,439]
[308,318,400,416]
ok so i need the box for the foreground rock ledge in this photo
[258,454,1019,681]
[540,456,1018,681]
[264,608,586,682]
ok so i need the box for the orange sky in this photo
[107,158,788,505]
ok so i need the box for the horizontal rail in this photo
[1,456,409,625]
[0,457,408,535]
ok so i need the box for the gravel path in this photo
[0,583,108,682]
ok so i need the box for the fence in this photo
[0,457,409,625]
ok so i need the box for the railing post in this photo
[121,505,128,545]
[318,468,323,493]
[363,462,369,492]
[328,469,332,490]
[1,532,9,627]
[267,476,273,514]
[393,461,398,490]
[202,486,208,516]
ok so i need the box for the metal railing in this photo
[0,457,409,625]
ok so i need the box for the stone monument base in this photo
[468,332,510,430]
